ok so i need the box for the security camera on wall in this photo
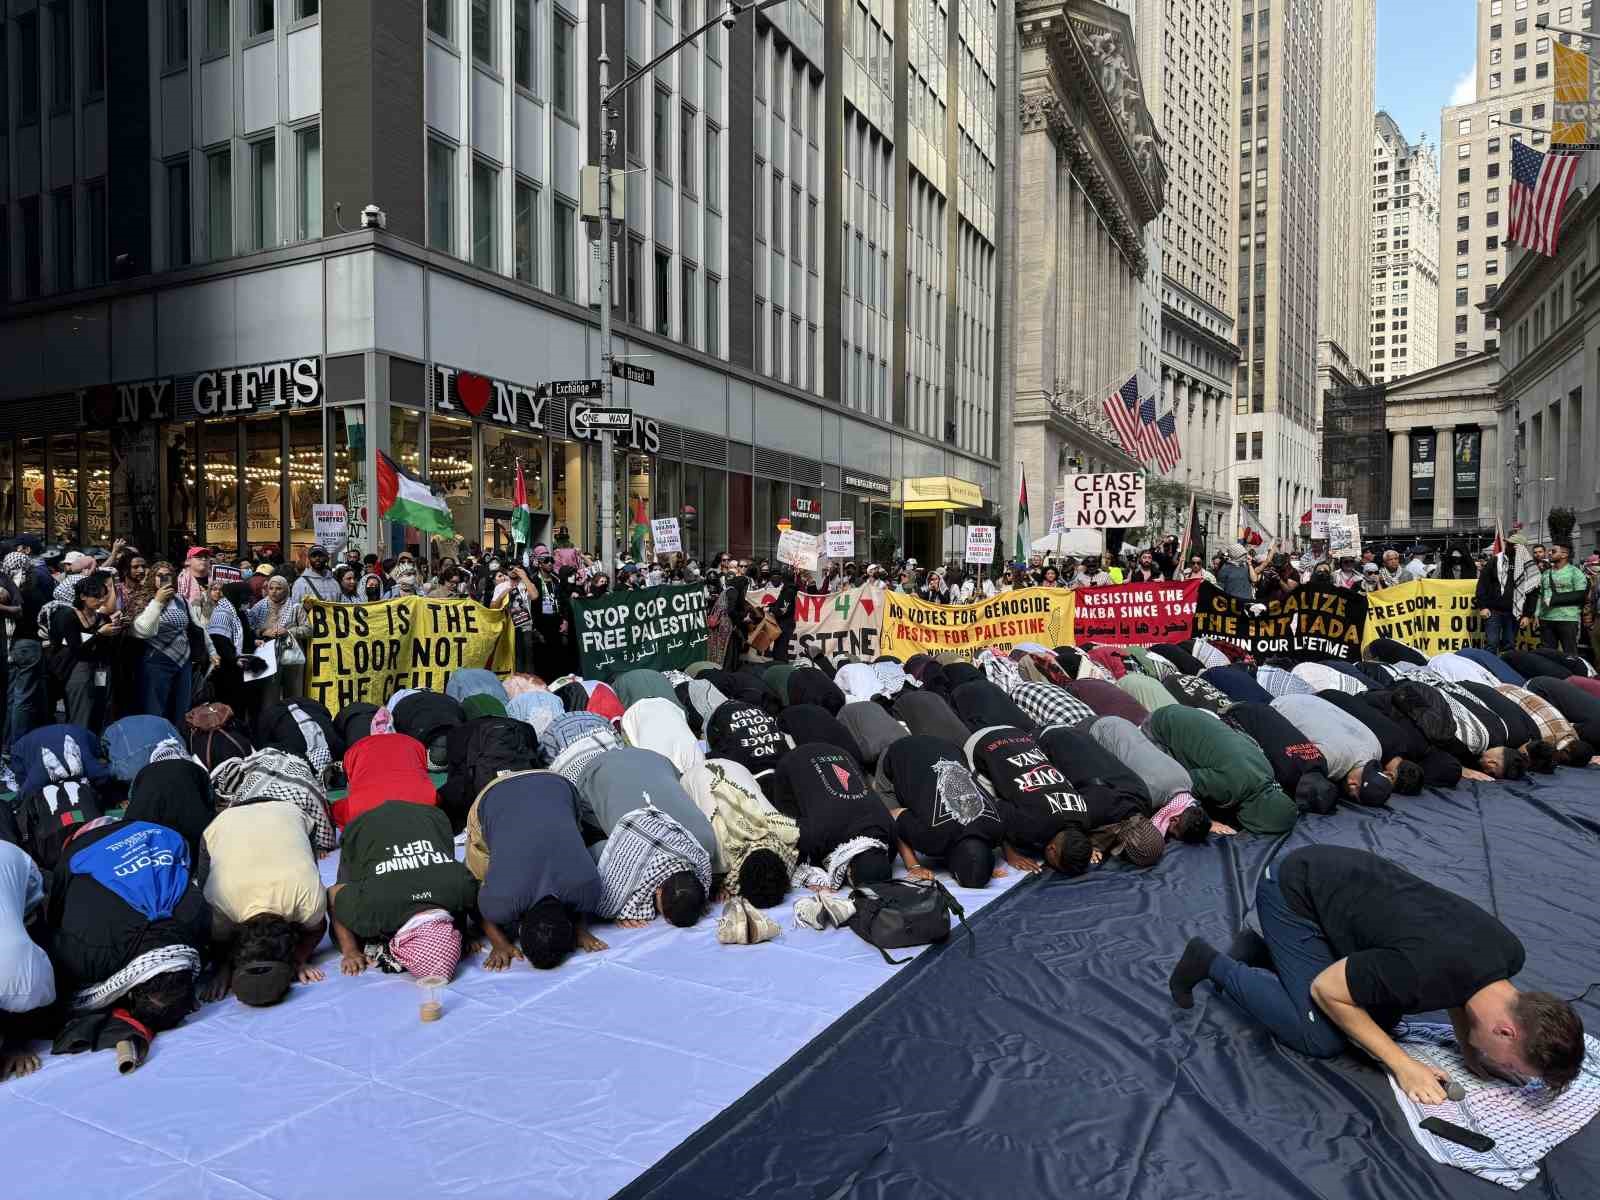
[722,3,740,31]
[360,204,388,231]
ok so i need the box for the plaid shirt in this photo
[1495,683,1578,746]
[1010,683,1096,730]
[1256,666,1313,698]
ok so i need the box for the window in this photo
[21,198,42,297]
[553,200,575,299]
[1457,117,1472,135]
[1537,61,1548,78]
[427,0,451,40]
[1533,103,1546,120]
[50,2,72,110]
[471,159,498,269]
[1458,167,1470,183]
[166,0,190,69]
[1514,67,1526,82]
[206,0,230,55]
[1456,263,1470,278]
[705,124,721,209]
[1455,287,1469,305]
[680,106,695,192]
[1487,235,1500,251]
[772,173,783,252]
[1487,186,1500,203]
[655,250,671,335]
[682,263,696,345]
[18,14,39,124]
[84,0,106,97]
[167,159,192,266]
[250,137,276,249]
[754,299,765,371]
[86,179,106,284]
[514,0,533,90]
[472,0,493,66]
[706,276,720,355]
[1251,432,1263,459]
[427,138,454,251]
[249,0,273,37]
[1458,143,1470,158]
[1456,315,1469,334]
[553,17,574,116]
[296,0,318,16]
[1488,161,1501,179]
[52,189,74,290]
[625,62,644,161]
[653,88,671,179]
[1488,137,1501,154]
[754,161,765,240]
[1487,210,1499,227]
[208,147,232,258]
[1457,238,1469,255]
[514,181,538,283]
[1235,432,1246,461]
[295,125,320,239]
[625,236,641,322]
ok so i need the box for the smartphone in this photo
[1419,1117,1496,1154]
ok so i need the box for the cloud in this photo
[1449,66,1476,107]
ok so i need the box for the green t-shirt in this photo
[1540,564,1588,623]
[334,802,478,939]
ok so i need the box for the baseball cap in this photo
[232,960,294,1007]
[186,546,212,560]
[1359,761,1393,808]
[255,563,274,576]
[308,544,328,558]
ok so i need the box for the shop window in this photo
[50,434,79,545]
[428,415,474,551]
[202,422,240,552]
[483,427,545,511]
[551,441,583,549]
[0,441,14,533]
[18,438,45,535]
[296,125,321,240]
[391,407,423,476]
[82,431,110,546]
[287,410,323,564]
[616,452,653,561]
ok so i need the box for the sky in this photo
[1375,0,1480,149]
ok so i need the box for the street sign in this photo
[610,361,656,386]
[577,406,634,432]
[535,378,604,400]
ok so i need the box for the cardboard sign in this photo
[824,521,855,559]
[650,516,682,555]
[312,503,348,554]
[749,584,882,662]
[777,529,820,571]
[878,588,1075,658]
[965,526,996,564]
[1072,580,1201,645]
[1064,472,1146,529]
[570,582,710,680]
[1191,582,1367,662]
[1327,514,1362,557]
[1310,497,1348,540]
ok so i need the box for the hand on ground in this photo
[296,963,326,984]
[1210,821,1238,836]
[1,1052,41,1082]
[617,917,653,929]
[340,951,369,976]
[905,865,934,882]
[1394,1055,1452,1106]
[577,930,609,953]
[483,945,522,971]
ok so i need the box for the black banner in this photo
[1191,582,1368,663]
[1410,433,1435,502]
[1454,429,1481,498]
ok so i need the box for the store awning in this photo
[900,476,985,511]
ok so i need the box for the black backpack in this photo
[847,877,973,965]
[436,716,540,833]
[16,780,105,871]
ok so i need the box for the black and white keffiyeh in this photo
[1255,665,1312,698]
[1010,682,1096,730]
[73,944,201,1011]
[211,748,337,852]
[596,806,713,921]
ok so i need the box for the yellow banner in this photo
[302,596,514,713]
[1360,579,1482,655]
[878,587,1074,659]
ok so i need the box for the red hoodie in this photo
[335,733,438,830]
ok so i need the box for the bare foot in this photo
[991,864,1009,878]
[1,1052,41,1082]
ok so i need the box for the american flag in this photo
[1102,374,1145,458]
[1153,409,1182,472]
[1138,396,1161,462]
[1508,141,1579,257]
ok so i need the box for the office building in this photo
[1369,112,1440,384]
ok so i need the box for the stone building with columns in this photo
[1002,0,1165,532]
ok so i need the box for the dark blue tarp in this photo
[617,773,1600,1200]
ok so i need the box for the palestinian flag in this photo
[511,458,532,547]
[1014,469,1032,561]
[376,451,455,537]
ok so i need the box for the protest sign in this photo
[1049,498,1067,533]
[650,516,682,555]
[879,587,1074,659]
[749,584,882,662]
[777,528,820,571]
[1327,514,1361,557]
[210,564,244,584]
[312,503,348,553]
[1072,579,1201,645]
[1064,472,1145,528]
[304,596,514,712]
[1309,498,1347,540]
[570,582,709,679]
[824,520,855,559]
[965,526,996,564]
[1191,582,1367,662]
[1361,579,1482,655]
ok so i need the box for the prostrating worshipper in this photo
[1526,676,1600,747]
[1453,646,1527,685]
[1117,671,1177,715]
[1035,725,1167,867]
[1389,678,1529,782]
[48,819,211,1058]
[836,700,910,771]
[1255,663,1314,698]
[787,666,848,715]
[895,687,981,747]
[1363,636,1430,667]
[1292,659,1368,695]
[124,758,217,865]
[1504,649,1574,681]
[1,841,55,1081]
[876,736,1004,888]
[612,668,685,713]
[1145,706,1299,834]
[1223,702,1341,814]
[1168,845,1586,1102]
[777,703,867,767]
[683,759,800,908]
[1163,672,1236,715]
[950,678,1034,733]
[620,697,705,776]
[198,800,328,1005]
[1482,681,1596,766]
[575,748,714,928]
[336,733,438,830]
[769,743,895,888]
[465,771,607,970]
[1270,693,1393,808]
[1062,677,1151,725]
[965,725,1162,876]
[1148,641,1206,677]
[704,700,790,790]
[1088,715,1220,841]
[1319,689,1452,791]
[1009,681,1099,730]
[1203,665,1274,706]
[327,801,478,978]
[1426,650,1505,688]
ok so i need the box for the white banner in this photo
[312,503,348,553]
[1048,497,1067,533]
[1310,497,1348,540]
[1064,472,1146,529]
[964,525,995,564]
[824,520,855,559]
[650,516,682,555]
[777,528,820,571]
[1328,514,1362,556]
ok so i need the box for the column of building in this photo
[1432,426,1455,528]
[1389,429,1410,525]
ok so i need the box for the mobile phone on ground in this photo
[1420,1117,1496,1154]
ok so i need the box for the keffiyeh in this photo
[207,598,244,652]
[871,660,917,698]
[73,944,201,1012]
[369,909,462,981]
[822,835,889,889]
[595,806,713,922]
[211,748,337,853]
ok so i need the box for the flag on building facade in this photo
[1153,409,1182,472]
[1102,374,1144,458]
[1137,396,1161,463]
[376,451,456,537]
[1015,468,1032,561]
[1508,141,1579,257]
[511,458,533,548]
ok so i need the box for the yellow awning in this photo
[900,476,985,510]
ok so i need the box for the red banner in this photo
[1072,579,1200,645]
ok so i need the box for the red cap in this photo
[186,547,212,560]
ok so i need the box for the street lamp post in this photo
[594,0,786,574]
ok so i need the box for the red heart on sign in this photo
[859,596,874,616]
[456,372,490,416]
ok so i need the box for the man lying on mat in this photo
[1169,845,1586,1103]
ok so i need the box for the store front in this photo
[900,475,987,567]
[840,469,899,564]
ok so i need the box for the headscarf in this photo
[508,690,564,737]
[373,908,462,981]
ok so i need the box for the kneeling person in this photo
[878,736,1004,888]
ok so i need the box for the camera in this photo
[721,2,740,29]
[360,204,387,230]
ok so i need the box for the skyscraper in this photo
[1369,112,1441,383]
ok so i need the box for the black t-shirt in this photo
[788,669,847,715]
[1035,726,1153,815]
[705,701,789,776]
[1149,642,1205,676]
[769,743,892,863]
[881,735,1001,857]
[966,725,1135,851]
[778,704,865,766]
[1221,702,1328,794]
[1164,673,1233,714]
[950,680,1033,733]
[1458,682,1539,748]
[334,802,478,939]
[1278,845,1525,1026]
[895,690,977,746]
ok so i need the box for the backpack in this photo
[846,877,973,965]
[16,779,105,870]
[184,703,254,773]
[255,699,345,775]
[103,716,185,783]
[436,716,540,833]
